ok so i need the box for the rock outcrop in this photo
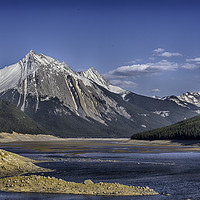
[0,149,51,177]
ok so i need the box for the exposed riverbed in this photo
[1,139,200,199]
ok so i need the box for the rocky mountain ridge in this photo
[0,51,129,123]
[162,92,200,111]
[0,50,199,137]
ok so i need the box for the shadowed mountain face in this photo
[0,50,199,137]
[0,100,46,134]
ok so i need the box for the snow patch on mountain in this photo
[153,110,170,118]
[177,92,200,107]
[0,63,21,92]
[138,113,150,117]
[162,96,189,108]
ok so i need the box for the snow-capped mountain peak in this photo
[24,50,55,66]
[27,49,36,57]
[79,67,128,95]
[178,91,200,107]
[163,91,200,107]
[0,51,134,129]
[161,91,200,115]
[79,67,111,86]
[0,50,130,115]
[0,50,129,97]
[0,50,53,93]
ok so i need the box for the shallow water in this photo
[1,140,200,200]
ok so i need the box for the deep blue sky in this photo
[0,0,200,97]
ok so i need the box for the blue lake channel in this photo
[0,141,200,200]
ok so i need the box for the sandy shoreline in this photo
[1,132,200,147]
[0,132,130,143]
[0,132,65,143]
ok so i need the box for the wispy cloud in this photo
[110,80,137,88]
[151,88,160,92]
[180,63,199,69]
[159,52,182,57]
[126,59,143,64]
[153,48,165,53]
[148,57,155,60]
[181,57,200,69]
[106,60,178,78]
[186,57,200,62]
[153,48,182,57]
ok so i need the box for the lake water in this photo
[0,139,200,200]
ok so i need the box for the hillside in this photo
[131,115,200,140]
[0,100,47,134]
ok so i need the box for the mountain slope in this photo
[0,50,199,137]
[0,50,130,124]
[0,100,47,134]
[131,115,200,140]
[124,92,198,124]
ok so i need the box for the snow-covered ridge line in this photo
[0,50,128,96]
[79,67,129,95]
[163,91,200,108]
[177,92,200,107]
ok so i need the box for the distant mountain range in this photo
[161,92,200,112]
[0,50,199,137]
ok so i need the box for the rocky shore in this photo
[0,148,159,196]
[0,149,51,177]
[0,175,159,196]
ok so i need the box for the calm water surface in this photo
[0,140,200,200]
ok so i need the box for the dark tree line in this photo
[131,115,200,140]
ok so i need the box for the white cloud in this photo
[106,60,178,78]
[180,63,199,69]
[110,80,137,88]
[159,52,182,57]
[153,48,182,57]
[126,59,143,64]
[186,58,200,62]
[149,57,155,60]
[153,48,165,53]
[151,88,160,92]
[184,58,200,69]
